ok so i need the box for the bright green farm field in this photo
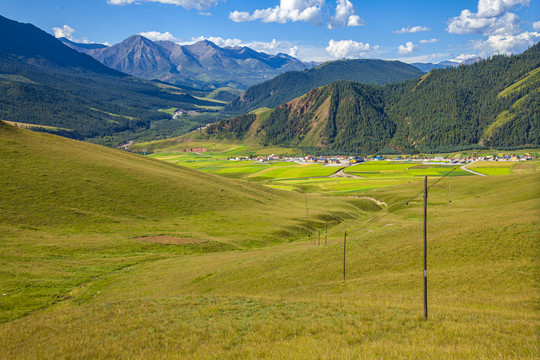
[148,154,477,195]
[467,160,528,175]
[2,122,539,359]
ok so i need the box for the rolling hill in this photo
[205,43,539,154]
[0,15,224,140]
[223,59,424,115]
[1,118,538,358]
[0,119,357,320]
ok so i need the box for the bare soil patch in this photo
[136,236,205,245]
[329,167,363,178]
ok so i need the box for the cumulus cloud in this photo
[447,9,521,35]
[229,0,324,25]
[107,0,220,11]
[393,25,430,34]
[53,25,100,44]
[447,0,536,56]
[53,25,76,40]
[326,39,380,59]
[327,0,365,29]
[139,31,180,42]
[420,38,438,44]
[533,21,540,31]
[397,41,416,55]
[474,31,540,53]
[476,0,529,17]
[449,53,480,62]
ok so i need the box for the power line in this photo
[347,151,482,239]
[338,151,483,274]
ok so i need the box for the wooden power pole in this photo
[343,230,347,281]
[325,220,328,246]
[423,176,428,320]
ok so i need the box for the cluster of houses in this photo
[173,109,199,119]
[227,153,535,165]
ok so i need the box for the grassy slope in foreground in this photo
[0,117,538,358]
[0,121,358,322]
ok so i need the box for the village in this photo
[226,153,536,165]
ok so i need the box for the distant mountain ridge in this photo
[224,59,424,115]
[0,15,222,140]
[61,36,312,90]
[411,56,482,72]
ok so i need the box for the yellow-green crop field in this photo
[1,122,539,359]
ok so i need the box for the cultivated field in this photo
[1,122,539,359]
[148,153,477,195]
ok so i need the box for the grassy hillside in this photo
[0,121,357,322]
[1,121,538,357]
[224,59,424,115]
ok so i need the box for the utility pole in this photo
[325,220,327,246]
[343,230,347,281]
[305,192,310,231]
[423,176,428,320]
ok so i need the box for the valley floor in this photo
[1,172,538,359]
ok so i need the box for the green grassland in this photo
[1,121,539,359]
[0,121,355,322]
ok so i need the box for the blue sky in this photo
[1,0,538,62]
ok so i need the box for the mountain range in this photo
[0,15,222,140]
[224,59,424,115]
[201,44,539,154]
[60,36,312,90]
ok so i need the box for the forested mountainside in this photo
[223,59,424,115]
[206,43,539,154]
[0,15,220,140]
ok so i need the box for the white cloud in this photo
[327,0,365,29]
[420,38,438,44]
[449,53,480,62]
[447,0,537,56]
[228,11,251,22]
[107,0,220,11]
[393,25,430,34]
[397,41,416,55]
[447,9,521,35]
[229,0,324,25]
[326,39,380,59]
[138,31,180,42]
[473,31,540,54]
[477,0,529,17]
[533,21,540,31]
[53,25,100,44]
[53,25,76,40]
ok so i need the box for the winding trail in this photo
[460,160,486,176]
[329,167,363,178]
[349,196,388,207]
